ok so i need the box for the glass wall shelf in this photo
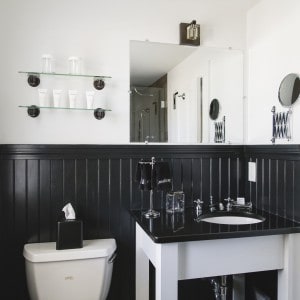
[19,105,111,120]
[19,105,111,111]
[19,71,111,90]
[18,71,111,79]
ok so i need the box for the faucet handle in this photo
[194,199,204,207]
[209,195,218,211]
[224,197,234,211]
[224,197,234,203]
[194,199,204,216]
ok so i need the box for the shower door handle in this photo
[152,102,157,115]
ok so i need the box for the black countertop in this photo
[130,208,300,243]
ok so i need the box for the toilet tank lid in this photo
[23,239,116,263]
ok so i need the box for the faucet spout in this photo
[209,196,217,212]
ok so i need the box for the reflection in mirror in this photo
[278,73,300,107]
[130,86,167,142]
[209,99,220,120]
[130,41,244,144]
[130,41,197,142]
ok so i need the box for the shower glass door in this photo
[130,86,167,142]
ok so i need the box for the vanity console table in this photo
[131,208,300,300]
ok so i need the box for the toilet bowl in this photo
[23,239,116,300]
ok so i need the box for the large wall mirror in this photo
[130,41,244,144]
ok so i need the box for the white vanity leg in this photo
[278,233,300,300]
[136,224,149,300]
[155,243,179,300]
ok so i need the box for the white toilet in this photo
[23,239,116,300]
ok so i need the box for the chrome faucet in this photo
[224,197,252,211]
[232,200,253,211]
[224,197,234,211]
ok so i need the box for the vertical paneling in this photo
[108,159,122,299]
[201,158,211,202]
[27,160,39,243]
[269,159,277,215]
[211,158,219,202]
[262,158,269,212]
[86,159,100,239]
[221,157,229,200]
[2,160,15,244]
[40,160,51,242]
[14,160,27,242]
[277,160,285,217]
[171,158,182,191]
[256,158,262,210]
[244,145,300,223]
[182,159,193,207]
[286,160,294,220]
[63,159,76,205]
[119,158,135,299]
[191,158,201,201]
[75,159,87,231]
[0,144,244,300]
[238,157,245,198]
[130,158,141,210]
[50,160,64,240]
[98,159,110,237]
[294,160,300,222]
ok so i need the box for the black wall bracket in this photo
[27,74,40,87]
[27,105,40,117]
[24,73,106,90]
[94,108,106,120]
[24,105,106,120]
[93,78,105,90]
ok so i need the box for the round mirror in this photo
[278,73,300,107]
[209,99,220,120]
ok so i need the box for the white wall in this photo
[168,47,244,144]
[246,0,300,144]
[0,0,251,144]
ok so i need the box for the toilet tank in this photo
[23,239,116,300]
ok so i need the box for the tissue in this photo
[62,203,76,220]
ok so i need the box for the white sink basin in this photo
[199,212,265,225]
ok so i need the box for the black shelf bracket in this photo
[94,108,106,120]
[27,105,40,117]
[22,105,107,120]
[27,74,40,87]
[23,73,108,90]
[93,78,105,90]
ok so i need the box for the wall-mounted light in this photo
[180,20,200,46]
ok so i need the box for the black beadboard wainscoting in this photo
[244,145,300,223]
[0,144,244,300]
